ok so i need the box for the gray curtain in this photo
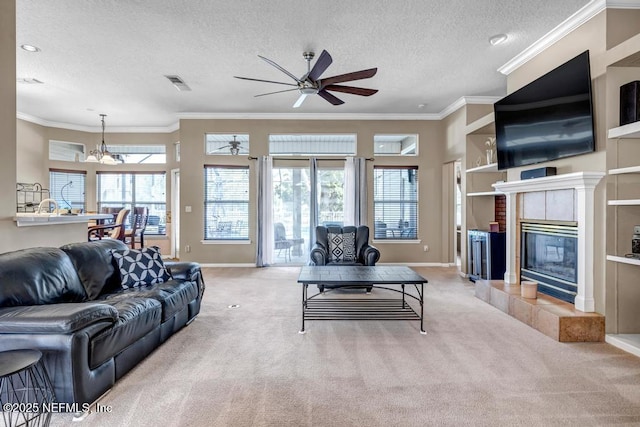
[344,157,367,226]
[256,156,274,267]
[309,157,319,251]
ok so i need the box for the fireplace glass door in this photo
[521,222,578,303]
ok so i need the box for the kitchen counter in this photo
[13,213,114,227]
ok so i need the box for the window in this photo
[373,166,418,240]
[269,134,356,155]
[107,145,166,164]
[50,169,86,211]
[49,140,86,162]
[204,166,249,240]
[97,173,167,235]
[374,134,418,156]
[205,134,249,156]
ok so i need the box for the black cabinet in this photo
[467,230,506,282]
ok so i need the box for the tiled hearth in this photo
[475,280,604,342]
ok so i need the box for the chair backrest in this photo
[108,208,130,240]
[130,207,149,234]
[315,225,370,260]
[274,223,287,241]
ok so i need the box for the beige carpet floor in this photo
[50,266,640,426]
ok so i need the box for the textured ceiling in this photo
[16,0,592,129]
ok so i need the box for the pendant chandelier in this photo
[86,114,120,164]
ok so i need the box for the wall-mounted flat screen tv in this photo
[494,50,595,170]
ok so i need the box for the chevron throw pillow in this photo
[112,246,172,289]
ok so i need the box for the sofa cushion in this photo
[90,297,161,369]
[112,247,172,289]
[60,239,128,300]
[0,247,86,307]
[0,303,117,334]
[98,279,198,322]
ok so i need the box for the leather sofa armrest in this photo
[310,243,328,265]
[362,244,381,266]
[165,261,205,298]
[0,303,117,334]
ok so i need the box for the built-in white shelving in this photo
[608,120,640,139]
[465,163,498,173]
[609,165,640,175]
[607,199,640,206]
[466,191,502,197]
[607,255,640,266]
[606,334,640,358]
[465,112,495,135]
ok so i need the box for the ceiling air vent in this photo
[164,75,191,92]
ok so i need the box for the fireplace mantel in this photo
[492,171,605,312]
[492,172,605,195]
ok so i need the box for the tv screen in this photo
[495,50,595,170]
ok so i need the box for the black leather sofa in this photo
[0,239,204,406]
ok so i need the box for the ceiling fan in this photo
[234,50,378,108]
[212,135,248,155]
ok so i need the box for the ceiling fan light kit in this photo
[235,49,378,108]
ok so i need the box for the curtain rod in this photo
[248,156,374,161]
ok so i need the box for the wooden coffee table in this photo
[297,265,428,334]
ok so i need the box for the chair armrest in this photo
[362,244,381,266]
[88,223,124,240]
[0,303,117,334]
[310,243,328,265]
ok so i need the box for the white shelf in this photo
[467,191,502,197]
[608,199,640,206]
[466,163,499,173]
[609,165,640,175]
[465,112,495,135]
[607,255,640,266]
[608,121,640,139]
[606,334,640,358]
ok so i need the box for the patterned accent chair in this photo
[309,225,380,292]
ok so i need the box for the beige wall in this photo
[178,118,446,264]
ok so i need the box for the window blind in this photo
[49,169,86,211]
[373,166,418,239]
[204,166,249,240]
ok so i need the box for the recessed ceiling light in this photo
[20,44,41,52]
[489,34,508,46]
[418,104,426,108]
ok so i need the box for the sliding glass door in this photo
[271,166,345,264]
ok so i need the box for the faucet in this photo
[37,198,59,214]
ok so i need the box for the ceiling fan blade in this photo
[254,88,299,97]
[258,55,301,83]
[323,85,378,96]
[234,76,297,87]
[317,89,344,106]
[293,94,308,108]
[308,50,333,81]
[319,68,378,87]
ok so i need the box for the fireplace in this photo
[520,222,578,304]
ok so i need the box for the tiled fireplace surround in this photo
[474,172,606,342]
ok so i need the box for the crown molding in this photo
[498,0,607,76]
[176,112,440,121]
[607,0,640,8]
[16,112,180,133]
[438,96,503,119]
[17,96,502,132]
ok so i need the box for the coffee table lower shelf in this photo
[304,298,421,321]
